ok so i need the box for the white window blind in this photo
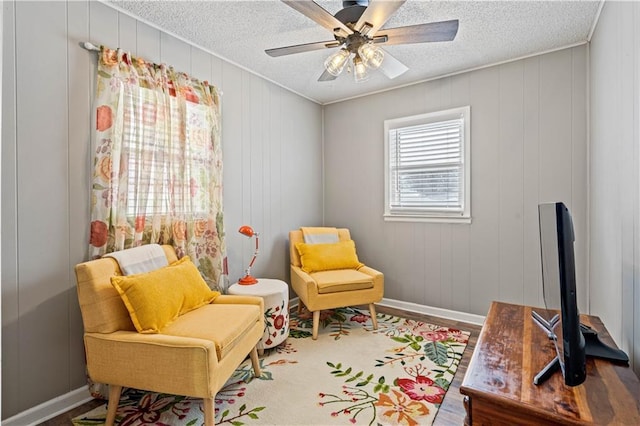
[384,106,470,222]
[122,86,211,217]
[123,88,175,217]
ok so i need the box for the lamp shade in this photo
[238,225,255,238]
[324,49,350,76]
[359,43,384,69]
[353,55,369,83]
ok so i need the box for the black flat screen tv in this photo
[536,202,586,386]
[534,202,629,387]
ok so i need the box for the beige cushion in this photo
[160,303,262,360]
[311,269,374,294]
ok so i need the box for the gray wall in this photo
[590,0,640,373]
[1,0,322,419]
[5,0,640,419]
[323,46,588,318]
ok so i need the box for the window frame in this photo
[384,106,471,224]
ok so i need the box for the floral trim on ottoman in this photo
[263,298,289,347]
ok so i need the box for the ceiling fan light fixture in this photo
[358,42,384,69]
[324,48,350,76]
[268,1,460,85]
[353,54,369,83]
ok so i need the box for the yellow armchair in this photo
[289,228,384,339]
[75,245,263,426]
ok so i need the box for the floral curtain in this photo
[89,46,225,289]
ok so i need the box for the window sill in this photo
[383,214,472,224]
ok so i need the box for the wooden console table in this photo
[460,301,640,425]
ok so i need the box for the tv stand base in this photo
[581,323,629,362]
[530,311,630,386]
[533,356,560,385]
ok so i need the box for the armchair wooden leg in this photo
[105,384,122,426]
[203,397,215,426]
[369,304,378,330]
[312,310,320,340]
[297,300,305,315]
[250,346,261,377]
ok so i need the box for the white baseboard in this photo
[379,298,486,326]
[3,298,481,425]
[290,296,485,326]
[2,385,93,426]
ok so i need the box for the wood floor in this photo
[39,304,482,426]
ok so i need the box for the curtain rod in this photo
[80,41,224,96]
[82,42,100,52]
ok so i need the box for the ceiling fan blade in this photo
[318,69,338,82]
[377,20,459,45]
[266,40,341,57]
[282,0,353,36]
[379,49,408,79]
[354,0,406,35]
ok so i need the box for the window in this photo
[123,86,213,218]
[384,106,471,223]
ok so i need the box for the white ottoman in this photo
[228,278,289,352]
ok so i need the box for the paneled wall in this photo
[323,46,588,318]
[590,1,640,373]
[1,0,322,418]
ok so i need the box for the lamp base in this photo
[238,275,258,285]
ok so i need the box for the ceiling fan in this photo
[265,0,459,83]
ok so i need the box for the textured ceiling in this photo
[108,0,602,104]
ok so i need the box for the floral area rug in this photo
[73,307,470,426]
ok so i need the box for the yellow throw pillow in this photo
[111,256,219,333]
[296,240,364,273]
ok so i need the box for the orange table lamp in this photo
[238,225,259,285]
